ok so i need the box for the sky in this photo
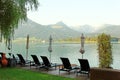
[27,0,120,29]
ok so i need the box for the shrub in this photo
[97,33,113,68]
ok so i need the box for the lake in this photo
[1,42,120,69]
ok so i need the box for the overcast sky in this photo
[27,0,120,28]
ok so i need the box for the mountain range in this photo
[95,24,120,38]
[72,24,120,38]
[71,25,96,33]
[14,19,81,40]
[14,19,120,40]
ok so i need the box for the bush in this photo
[97,33,113,68]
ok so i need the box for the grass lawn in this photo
[0,68,76,80]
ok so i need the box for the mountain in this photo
[14,19,120,40]
[14,19,81,40]
[95,24,120,38]
[71,24,120,38]
[71,25,96,33]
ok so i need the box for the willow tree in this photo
[97,33,113,68]
[0,0,39,49]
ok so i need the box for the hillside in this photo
[71,24,120,38]
[14,19,120,41]
[14,19,81,40]
[95,24,120,38]
[71,25,95,33]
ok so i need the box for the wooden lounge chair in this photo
[59,57,78,74]
[31,55,44,68]
[40,56,57,70]
[17,54,31,66]
[77,59,90,77]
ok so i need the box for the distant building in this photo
[111,38,118,42]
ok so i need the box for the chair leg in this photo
[76,70,80,76]
[76,72,78,76]
[29,62,30,69]
[59,69,60,75]
[68,70,71,74]
[55,66,56,70]
[88,72,89,77]
[68,71,70,74]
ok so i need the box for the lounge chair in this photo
[77,59,90,77]
[31,55,44,68]
[59,57,78,74]
[17,54,31,66]
[7,53,17,67]
[40,56,57,70]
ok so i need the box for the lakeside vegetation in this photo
[13,36,120,44]
[0,68,75,80]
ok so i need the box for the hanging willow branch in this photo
[0,0,39,49]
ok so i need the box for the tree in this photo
[0,0,39,48]
[97,33,113,68]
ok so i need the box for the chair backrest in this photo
[31,55,40,65]
[17,54,25,64]
[78,59,90,71]
[12,54,16,59]
[0,53,3,63]
[40,56,51,67]
[60,57,72,69]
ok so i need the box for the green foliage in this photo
[0,68,75,80]
[0,0,39,47]
[97,33,113,68]
[57,36,98,43]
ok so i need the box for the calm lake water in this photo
[1,42,120,69]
